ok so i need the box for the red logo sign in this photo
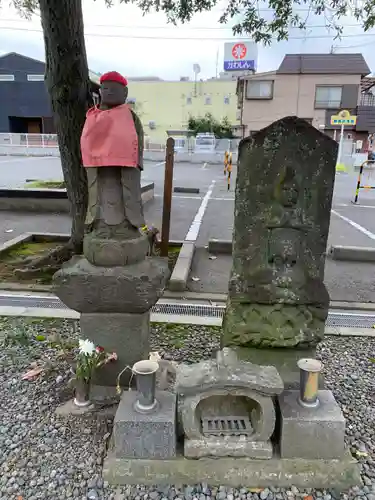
[232,43,247,60]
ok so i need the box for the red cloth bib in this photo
[80,104,138,168]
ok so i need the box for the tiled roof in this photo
[277,53,370,76]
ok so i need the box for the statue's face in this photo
[100,80,128,107]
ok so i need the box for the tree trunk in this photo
[39,0,91,254]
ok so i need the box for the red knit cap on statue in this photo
[100,71,128,87]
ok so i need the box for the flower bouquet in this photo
[74,339,117,407]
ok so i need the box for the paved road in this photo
[2,156,375,302]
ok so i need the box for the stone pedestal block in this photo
[53,255,169,314]
[113,390,176,459]
[278,390,346,459]
[81,312,150,387]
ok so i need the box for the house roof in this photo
[0,52,100,86]
[277,53,370,76]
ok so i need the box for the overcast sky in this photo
[0,0,374,80]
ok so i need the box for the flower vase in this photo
[74,378,91,407]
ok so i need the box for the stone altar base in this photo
[113,390,176,459]
[279,390,346,459]
[53,255,170,314]
[234,346,324,389]
[102,451,360,489]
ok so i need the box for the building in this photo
[125,78,239,142]
[0,52,100,134]
[237,53,372,148]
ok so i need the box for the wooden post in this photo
[160,137,175,257]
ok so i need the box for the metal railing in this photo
[0,133,58,147]
[360,94,375,106]
[0,133,167,152]
[0,133,240,156]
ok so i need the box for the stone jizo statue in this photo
[80,71,148,266]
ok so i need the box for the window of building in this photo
[224,96,230,105]
[246,80,274,99]
[186,97,192,105]
[0,74,15,81]
[315,86,342,108]
[27,74,44,81]
[205,96,212,105]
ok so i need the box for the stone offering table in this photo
[103,349,360,490]
[176,348,283,459]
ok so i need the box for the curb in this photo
[328,245,375,262]
[0,182,154,213]
[168,241,195,292]
[208,239,232,254]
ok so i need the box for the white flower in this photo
[79,339,96,355]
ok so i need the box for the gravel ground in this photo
[0,317,374,500]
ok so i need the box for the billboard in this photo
[223,41,257,72]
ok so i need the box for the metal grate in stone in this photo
[0,294,375,329]
[202,416,253,436]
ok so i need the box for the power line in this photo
[0,17,366,31]
[0,24,373,41]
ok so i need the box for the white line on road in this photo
[331,209,375,241]
[185,180,216,241]
[336,203,375,209]
[202,162,207,169]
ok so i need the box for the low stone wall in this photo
[0,182,154,213]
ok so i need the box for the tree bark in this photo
[38,0,91,254]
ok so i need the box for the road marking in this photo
[211,197,234,201]
[331,209,375,241]
[336,203,375,209]
[202,162,207,169]
[185,180,216,241]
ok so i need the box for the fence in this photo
[0,133,241,163]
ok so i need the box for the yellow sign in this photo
[330,109,357,126]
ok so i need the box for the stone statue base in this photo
[53,255,169,388]
[102,451,360,489]
[83,231,149,267]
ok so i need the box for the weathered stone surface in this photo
[176,349,283,459]
[223,116,337,348]
[176,348,284,396]
[184,437,272,459]
[224,302,327,348]
[53,255,169,313]
[81,311,150,387]
[113,390,176,459]
[83,232,149,267]
[279,389,346,459]
[103,450,361,489]
[234,346,324,390]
